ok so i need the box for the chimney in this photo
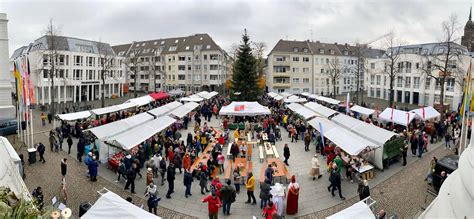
[316,41,320,43]
[334,42,338,45]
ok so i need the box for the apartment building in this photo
[113,33,232,93]
[266,39,383,95]
[366,42,471,111]
[10,36,126,105]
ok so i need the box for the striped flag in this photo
[460,61,472,116]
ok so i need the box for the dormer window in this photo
[319,49,324,54]
[161,41,165,45]
[206,45,211,49]
[175,39,179,43]
[185,46,190,50]
[303,48,308,53]
[330,49,335,55]
[293,47,299,52]
[142,43,146,46]
[344,51,349,55]
[154,41,158,45]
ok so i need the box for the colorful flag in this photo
[345,92,350,114]
[390,106,394,120]
[319,122,325,147]
[461,61,472,116]
[13,61,23,106]
[422,107,426,119]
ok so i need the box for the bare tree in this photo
[352,44,367,104]
[420,14,465,113]
[97,41,114,107]
[252,41,267,77]
[124,48,142,97]
[43,19,61,114]
[229,43,240,60]
[325,57,344,98]
[381,32,402,107]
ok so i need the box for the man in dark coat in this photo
[166,163,176,199]
[283,144,290,166]
[174,153,182,174]
[418,134,425,158]
[328,164,345,200]
[125,163,137,193]
[37,143,46,163]
[61,158,67,178]
[183,168,193,198]
[77,137,85,162]
[67,136,73,154]
[220,179,236,216]
[88,157,98,181]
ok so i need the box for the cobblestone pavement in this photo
[299,145,452,219]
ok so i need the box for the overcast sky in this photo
[1,0,472,56]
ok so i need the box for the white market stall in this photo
[267,92,278,98]
[284,95,307,103]
[0,137,30,200]
[304,102,338,118]
[279,92,293,98]
[169,88,184,96]
[350,105,375,116]
[219,101,271,116]
[56,110,92,121]
[91,101,138,116]
[168,102,200,119]
[196,91,218,99]
[410,106,441,121]
[180,96,204,102]
[273,95,284,101]
[378,107,416,126]
[327,201,374,219]
[147,101,183,117]
[300,92,311,97]
[287,103,317,120]
[125,95,155,107]
[81,191,161,219]
[316,96,341,105]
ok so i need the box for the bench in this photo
[227,143,233,159]
[259,146,265,163]
[224,160,233,180]
[272,145,280,158]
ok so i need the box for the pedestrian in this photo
[217,152,225,174]
[401,144,408,166]
[286,175,300,215]
[262,201,277,219]
[201,190,222,219]
[210,177,223,199]
[165,162,176,199]
[328,163,345,200]
[418,133,425,158]
[183,153,191,171]
[57,130,64,151]
[259,179,272,209]
[144,183,160,215]
[116,159,126,182]
[233,167,241,194]
[357,180,370,201]
[49,131,57,152]
[66,136,73,154]
[37,143,46,163]
[283,144,290,166]
[47,112,53,124]
[270,183,285,217]
[411,133,419,156]
[32,187,44,210]
[174,153,183,174]
[159,156,166,185]
[183,168,193,198]
[264,164,274,183]
[304,132,311,152]
[245,172,257,205]
[200,170,210,194]
[146,168,154,187]
[309,154,322,180]
[125,163,137,193]
[40,113,46,126]
[220,179,236,216]
[88,156,98,182]
[61,158,67,179]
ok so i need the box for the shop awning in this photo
[87,112,154,140]
[219,101,271,116]
[91,101,138,115]
[56,110,91,121]
[316,96,341,105]
[287,103,317,119]
[410,106,440,121]
[147,101,183,117]
[304,102,338,118]
[350,105,375,116]
[196,91,218,99]
[106,115,175,150]
[149,92,170,101]
[126,95,155,106]
[379,107,416,126]
[169,102,200,118]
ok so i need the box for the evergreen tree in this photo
[231,29,262,101]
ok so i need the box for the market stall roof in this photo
[350,105,375,116]
[304,102,338,118]
[300,92,311,97]
[410,106,440,121]
[327,201,374,219]
[316,96,341,105]
[56,110,91,121]
[419,145,473,219]
[168,102,200,118]
[147,101,183,117]
[287,103,317,119]
[284,97,307,103]
[332,114,398,145]
[196,91,217,99]
[149,92,170,101]
[219,101,271,116]
[126,95,155,106]
[106,115,175,150]
[91,101,138,115]
[274,95,284,101]
[181,94,204,102]
[267,92,278,98]
[279,92,293,98]
[87,112,154,140]
[82,191,161,219]
[168,88,184,96]
[0,137,31,200]
[308,94,319,99]
[308,117,378,155]
[379,107,416,126]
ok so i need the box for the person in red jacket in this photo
[202,190,222,219]
[210,177,223,199]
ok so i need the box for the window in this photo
[303,57,309,62]
[274,67,288,73]
[187,65,191,70]
[169,46,177,51]
[195,75,201,81]
[320,69,324,73]
[370,88,374,97]
[370,75,375,85]
[414,77,420,88]
[203,65,207,71]
[293,47,299,52]
[43,69,49,78]
[330,49,335,55]
[178,56,186,61]
[416,63,420,69]
[292,78,300,83]
[303,68,309,73]
[210,75,218,80]
[303,88,310,92]
[195,65,201,70]
[210,54,218,60]
[74,56,83,66]
[445,95,453,105]
[376,75,381,85]
[210,65,218,70]
[425,78,431,89]
[435,80,441,90]
[178,65,186,71]
[275,56,286,61]
[293,88,300,92]
[315,58,319,65]
[274,77,289,84]
[303,78,310,84]
[178,75,185,80]
[376,88,381,98]
[206,45,211,49]
[292,57,299,62]
[405,77,411,87]
[397,76,403,87]
[319,49,324,54]
[292,68,299,73]
[185,46,190,50]
[203,55,208,60]
[446,78,455,92]
[406,62,412,73]
[434,94,440,103]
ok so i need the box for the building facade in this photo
[0,13,13,108]
[366,42,471,111]
[266,39,383,95]
[461,8,474,52]
[112,33,232,94]
[11,36,126,105]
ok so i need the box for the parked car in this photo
[0,118,18,136]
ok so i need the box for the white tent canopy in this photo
[106,115,175,150]
[327,201,374,219]
[219,101,271,116]
[82,191,161,219]
[91,101,138,116]
[169,88,184,96]
[56,110,91,121]
[308,94,319,99]
[410,106,440,121]
[379,107,416,126]
[196,91,217,99]
[316,96,341,105]
[126,95,154,106]
[308,117,378,155]
[304,102,338,118]
[148,101,182,117]
[420,145,473,219]
[0,137,30,200]
[180,96,204,102]
[267,92,278,98]
[279,92,293,98]
[350,105,375,116]
[169,102,200,118]
[287,103,317,119]
[300,92,311,97]
[87,112,154,140]
[284,97,307,103]
[273,95,284,101]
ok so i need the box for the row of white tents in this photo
[180,91,218,102]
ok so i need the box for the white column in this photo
[91,85,95,100]
[48,85,51,105]
[86,85,89,102]
[73,86,76,103]
[64,85,67,103]
[57,83,61,104]
[41,86,45,105]
[98,83,101,100]
[108,83,111,98]
[78,85,82,103]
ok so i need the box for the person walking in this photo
[220,179,236,216]
[166,163,176,199]
[37,143,46,163]
[411,133,419,156]
[47,112,53,124]
[49,131,57,152]
[144,183,160,215]
[88,156,98,182]
[328,164,345,200]
[159,156,167,185]
[401,144,408,166]
[125,163,137,193]
[264,164,274,183]
[418,133,425,158]
[233,167,241,194]
[245,172,257,205]
[259,179,272,209]
[66,136,73,154]
[116,159,127,182]
[283,144,290,166]
[270,183,285,217]
[304,132,311,152]
[202,190,222,219]
[146,168,154,187]
[40,113,46,126]
[309,154,322,180]
[357,180,370,201]
[200,170,210,194]
[262,201,277,219]
[183,168,193,198]
[61,158,67,179]
[286,175,300,215]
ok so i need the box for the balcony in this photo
[273,60,290,66]
[273,82,291,88]
[273,72,291,77]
